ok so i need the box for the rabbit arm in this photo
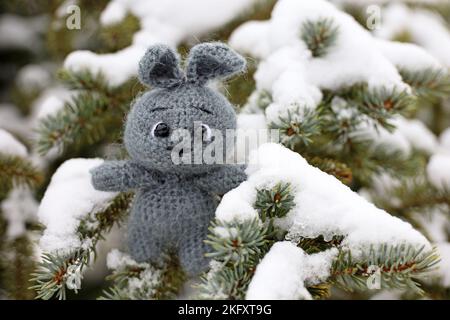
[194,165,247,195]
[90,160,157,192]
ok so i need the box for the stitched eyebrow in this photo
[148,106,212,114]
[195,106,213,114]
[148,107,168,113]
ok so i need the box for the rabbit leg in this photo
[178,230,211,277]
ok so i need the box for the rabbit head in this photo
[124,42,246,174]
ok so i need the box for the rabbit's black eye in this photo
[201,124,212,142]
[152,122,170,138]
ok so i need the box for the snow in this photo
[15,64,52,92]
[0,104,32,139]
[64,47,145,87]
[392,116,439,155]
[217,143,431,254]
[107,249,141,270]
[375,3,450,67]
[349,115,439,156]
[218,143,433,298]
[230,0,450,132]
[246,241,337,299]
[0,129,27,157]
[436,242,450,288]
[354,118,412,156]
[370,289,403,300]
[426,154,450,190]
[0,14,47,51]
[106,249,163,299]
[31,87,72,121]
[229,0,419,124]
[1,187,38,239]
[375,39,442,71]
[235,114,274,163]
[64,0,257,86]
[440,128,450,152]
[100,0,256,32]
[414,209,450,243]
[38,159,118,253]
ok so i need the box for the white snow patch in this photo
[217,143,431,255]
[0,14,47,51]
[64,47,145,87]
[31,87,72,121]
[38,159,118,253]
[376,3,450,67]
[246,241,337,300]
[375,39,443,71]
[392,116,439,154]
[235,114,273,164]
[15,64,52,91]
[440,128,450,152]
[65,0,257,86]
[230,0,412,123]
[426,154,450,190]
[354,119,412,156]
[0,129,27,157]
[106,249,164,299]
[436,242,450,288]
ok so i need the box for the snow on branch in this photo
[218,143,431,250]
[376,3,450,67]
[38,159,118,253]
[212,143,437,299]
[0,129,43,198]
[226,0,449,181]
[100,249,185,300]
[64,0,259,86]
[33,159,132,299]
[0,129,27,157]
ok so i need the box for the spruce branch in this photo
[296,235,345,255]
[31,249,89,300]
[371,175,450,224]
[270,106,322,149]
[333,84,413,129]
[36,70,143,155]
[31,192,133,300]
[190,0,277,43]
[254,182,296,222]
[307,283,332,300]
[57,69,111,93]
[337,142,421,184]
[100,13,140,52]
[1,235,36,299]
[0,154,43,199]
[100,252,185,300]
[255,89,273,111]
[206,219,275,265]
[331,244,440,294]
[301,18,339,57]
[399,67,450,102]
[201,184,296,299]
[200,219,279,299]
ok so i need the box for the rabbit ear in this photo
[138,44,184,88]
[186,42,246,85]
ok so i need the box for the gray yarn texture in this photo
[90,42,247,276]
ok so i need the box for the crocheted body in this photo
[128,173,217,275]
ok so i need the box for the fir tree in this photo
[0,0,449,300]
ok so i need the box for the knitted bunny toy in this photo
[90,42,247,276]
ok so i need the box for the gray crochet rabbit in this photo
[90,42,247,276]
